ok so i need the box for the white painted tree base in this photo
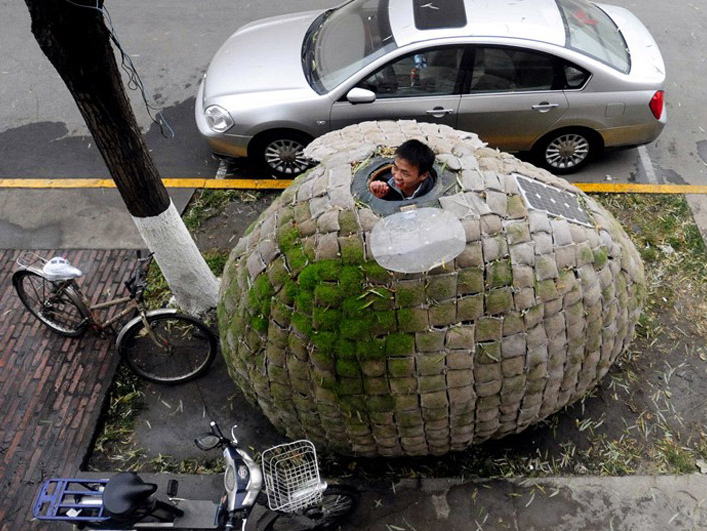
[133,200,220,315]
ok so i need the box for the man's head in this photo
[391,139,436,196]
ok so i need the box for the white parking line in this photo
[215,158,229,179]
[638,145,659,184]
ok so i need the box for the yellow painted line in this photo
[0,179,706,195]
[0,178,295,189]
[200,179,293,190]
[573,182,707,194]
[0,178,117,188]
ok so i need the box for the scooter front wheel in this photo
[260,485,359,531]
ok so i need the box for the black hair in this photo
[394,139,435,176]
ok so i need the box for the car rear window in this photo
[556,0,630,74]
[413,0,467,30]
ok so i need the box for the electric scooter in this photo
[33,421,359,530]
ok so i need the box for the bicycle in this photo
[12,251,217,385]
[32,420,359,530]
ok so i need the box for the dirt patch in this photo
[189,190,280,254]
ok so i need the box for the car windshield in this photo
[556,0,630,74]
[302,0,397,94]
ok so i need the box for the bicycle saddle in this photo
[42,257,83,280]
[103,472,158,517]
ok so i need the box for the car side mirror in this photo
[347,87,376,104]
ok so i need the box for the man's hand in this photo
[369,180,389,198]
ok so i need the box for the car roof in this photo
[389,0,567,48]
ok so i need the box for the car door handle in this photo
[426,107,454,116]
[531,102,560,113]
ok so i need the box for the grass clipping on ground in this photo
[89,192,707,478]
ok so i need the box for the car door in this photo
[456,46,570,152]
[329,47,465,131]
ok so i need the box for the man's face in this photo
[391,156,428,195]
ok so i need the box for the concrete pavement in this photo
[0,188,194,249]
[86,471,706,530]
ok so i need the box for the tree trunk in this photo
[24,0,219,314]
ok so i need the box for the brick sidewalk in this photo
[0,250,135,531]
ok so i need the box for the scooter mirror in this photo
[195,434,221,451]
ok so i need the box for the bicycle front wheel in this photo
[13,270,87,337]
[118,313,217,385]
[262,485,360,531]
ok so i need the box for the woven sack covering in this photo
[217,120,644,457]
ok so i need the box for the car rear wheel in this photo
[252,131,314,178]
[533,129,601,174]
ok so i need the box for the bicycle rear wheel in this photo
[118,313,217,385]
[262,485,360,531]
[13,270,88,337]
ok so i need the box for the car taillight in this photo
[649,90,664,120]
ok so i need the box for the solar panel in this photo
[514,174,592,226]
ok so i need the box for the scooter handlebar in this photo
[210,420,227,441]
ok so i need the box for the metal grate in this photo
[515,173,591,226]
[262,440,324,513]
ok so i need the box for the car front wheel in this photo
[252,131,314,178]
[533,129,600,174]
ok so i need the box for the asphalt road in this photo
[0,0,706,247]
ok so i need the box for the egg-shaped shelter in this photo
[217,120,644,457]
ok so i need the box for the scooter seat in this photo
[103,472,157,517]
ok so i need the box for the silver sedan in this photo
[196,0,666,177]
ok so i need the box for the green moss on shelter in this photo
[340,236,365,265]
[336,339,357,359]
[357,339,386,361]
[294,290,314,314]
[593,247,609,269]
[277,225,300,252]
[361,262,391,285]
[251,315,268,333]
[314,284,344,307]
[342,296,365,317]
[285,248,308,272]
[311,331,337,353]
[313,308,342,331]
[291,312,313,336]
[318,261,344,282]
[339,266,365,296]
[371,311,397,336]
[487,259,513,288]
[338,210,359,235]
[298,266,320,291]
[386,333,415,357]
[336,359,362,378]
[396,283,426,308]
[340,317,373,340]
[253,274,274,300]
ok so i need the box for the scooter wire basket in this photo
[261,440,324,513]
